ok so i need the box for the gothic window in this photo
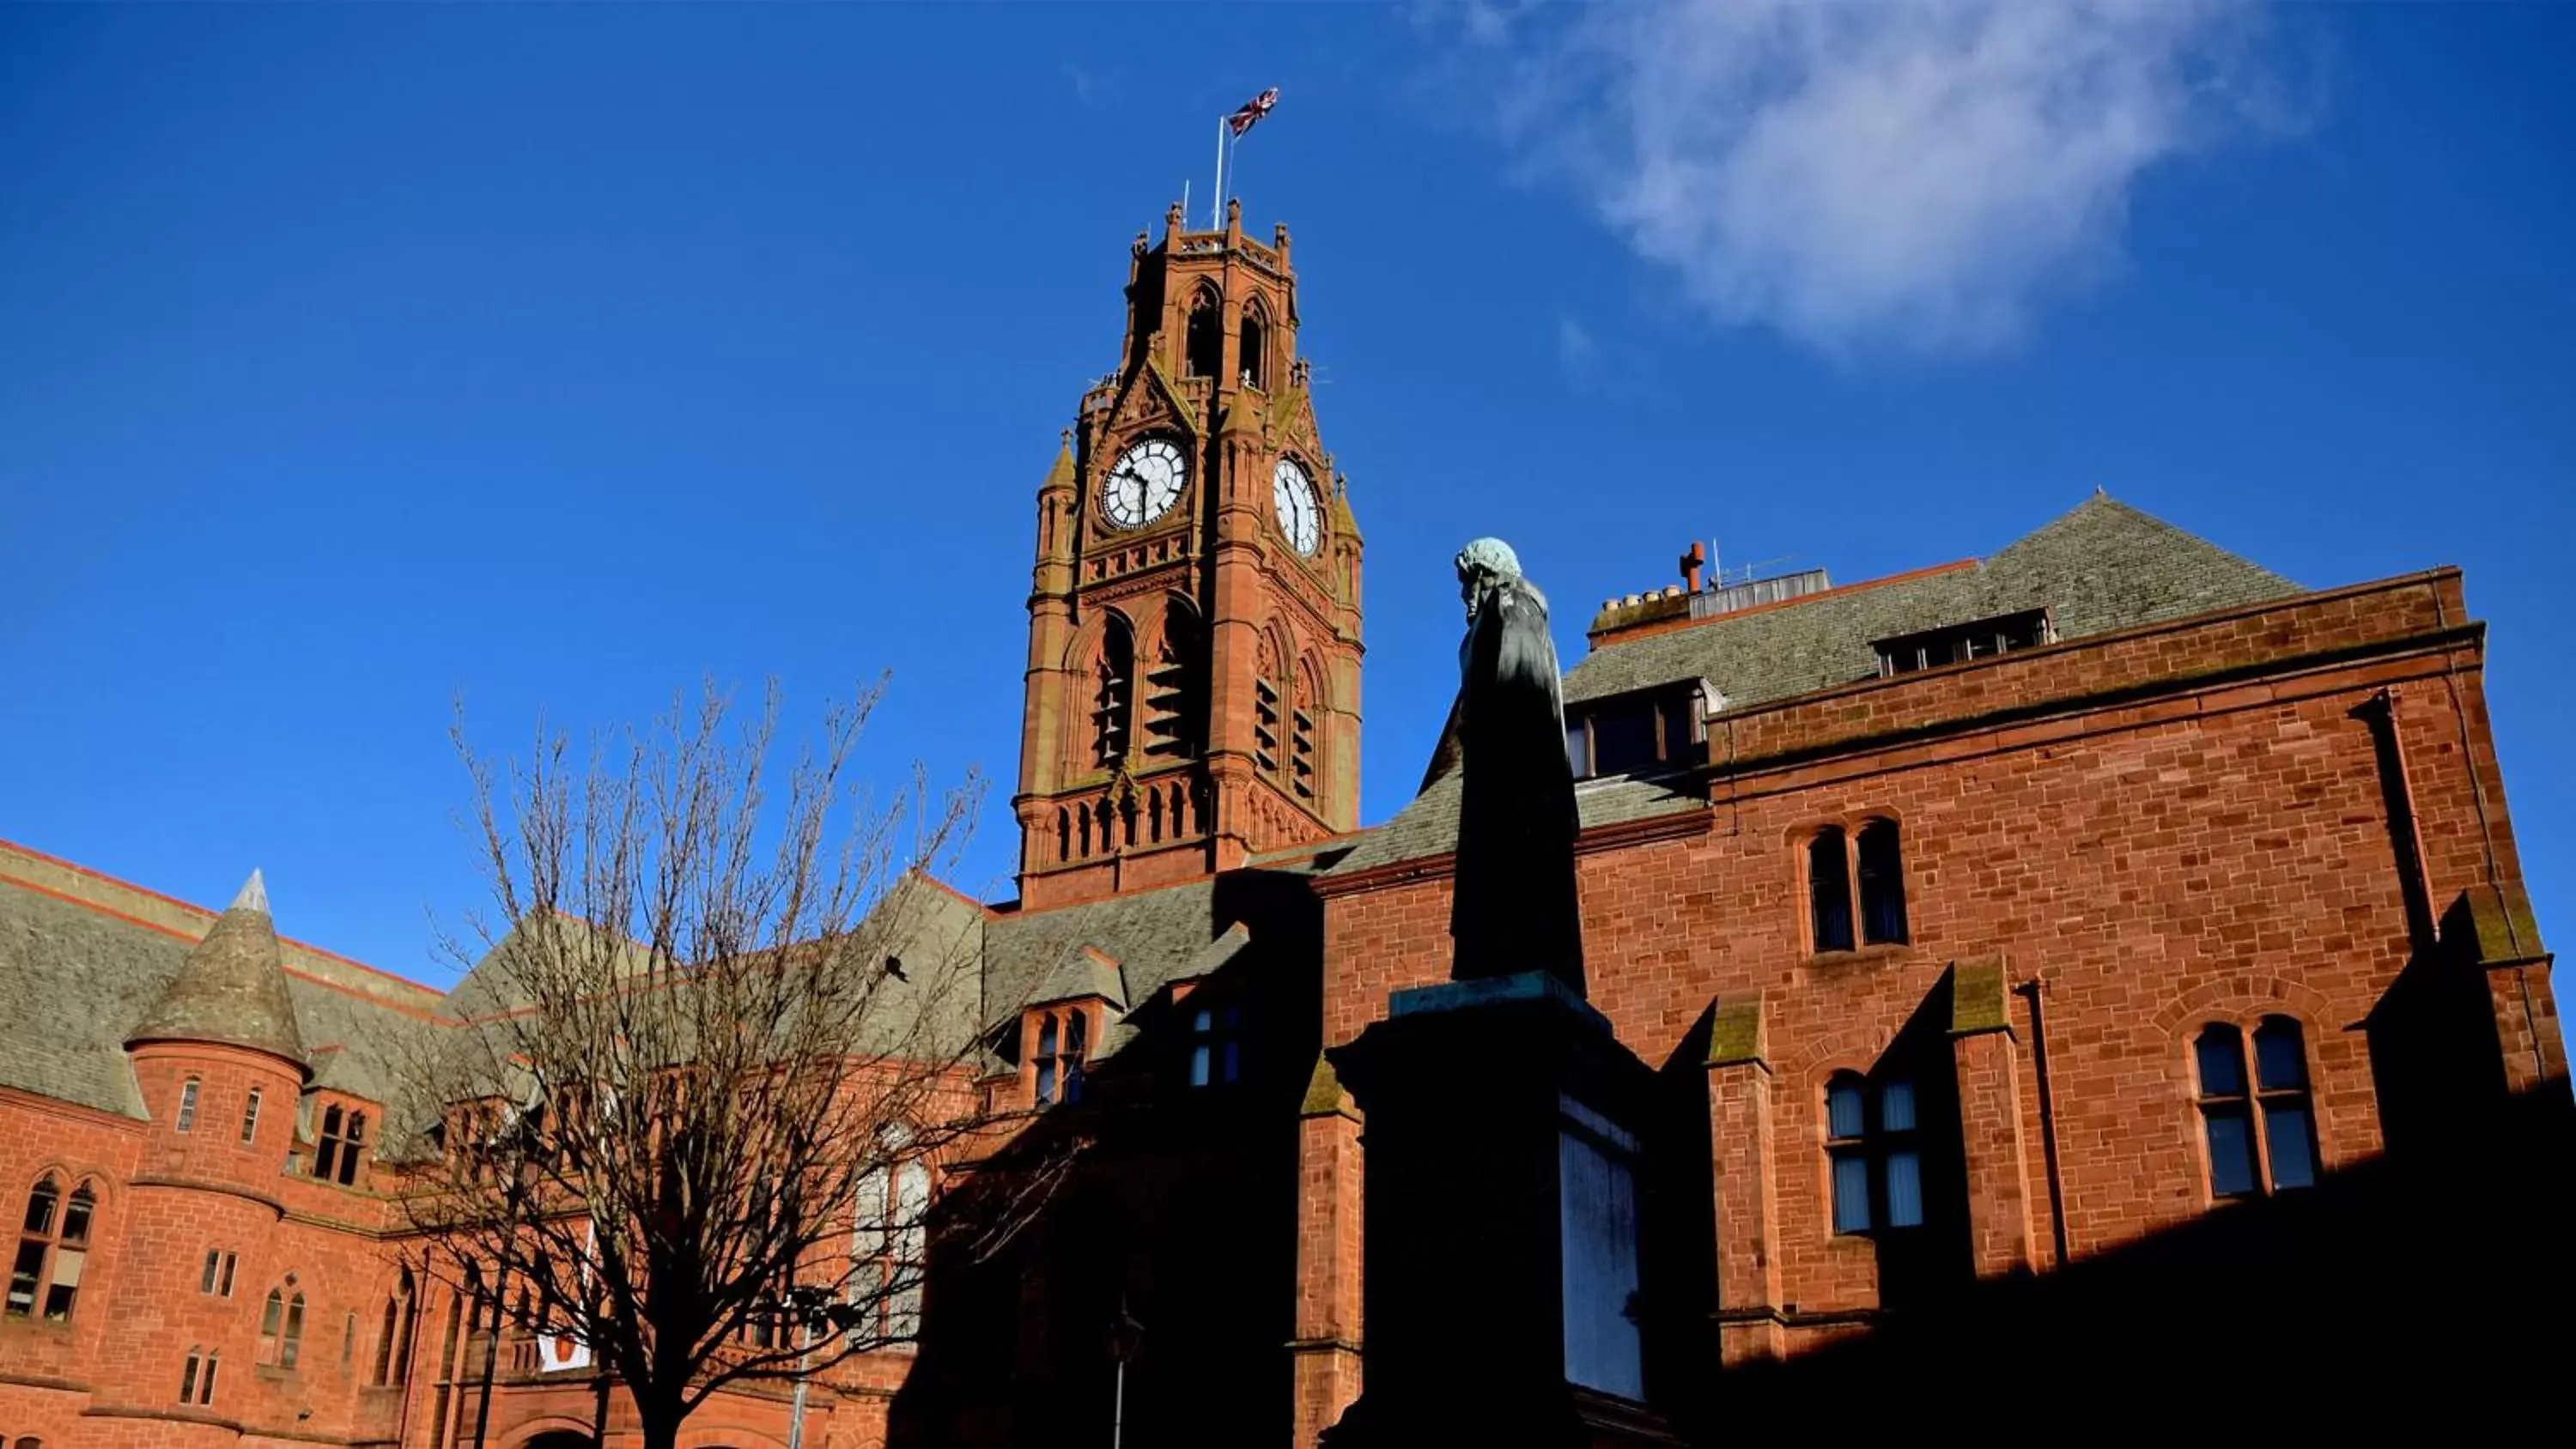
[1188,1001,1244,1088]
[240,1088,263,1146]
[9,1176,91,1322]
[1142,605,1206,764]
[1254,678,1281,775]
[2195,1019,2320,1200]
[1032,1008,1089,1107]
[259,1282,307,1368]
[179,1347,218,1406]
[1826,1074,1923,1235]
[1091,615,1134,771]
[176,1077,200,1132]
[1290,665,1318,803]
[1808,829,1855,954]
[1055,807,1072,862]
[1241,306,1270,390]
[375,1268,416,1385]
[1185,288,1224,379]
[852,1131,932,1345]
[1856,819,1909,946]
[1253,631,1284,778]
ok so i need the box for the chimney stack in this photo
[1680,541,1707,593]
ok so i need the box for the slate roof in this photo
[1564,495,2299,708]
[1333,497,2300,876]
[0,862,438,1120]
[981,878,1245,1059]
[126,871,308,1069]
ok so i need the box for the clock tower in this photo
[1014,200,1364,909]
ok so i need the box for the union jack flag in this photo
[1227,88,1280,137]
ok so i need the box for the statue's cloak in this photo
[1448,574,1585,991]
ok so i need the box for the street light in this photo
[1109,1301,1145,1449]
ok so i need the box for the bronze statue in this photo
[1446,538,1585,993]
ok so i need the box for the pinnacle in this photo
[229,868,270,916]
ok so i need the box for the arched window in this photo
[1808,829,1855,954]
[1856,820,1908,945]
[2195,1019,2319,1200]
[176,1077,201,1132]
[240,1088,264,1146]
[1252,630,1285,778]
[1055,807,1071,862]
[1142,603,1206,763]
[1240,306,1269,390]
[375,1266,416,1385]
[1825,1074,1923,1235]
[1184,289,1224,379]
[852,1133,933,1346]
[9,1176,92,1321]
[260,1288,284,1363]
[1290,664,1319,803]
[1091,616,1134,771]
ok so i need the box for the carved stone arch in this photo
[1184,282,1226,380]
[1251,620,1296,779]
[1140,591,1209,763]
[1064,608,1139,775]
[1241,294,1273,390]
[1288,651,1328,806]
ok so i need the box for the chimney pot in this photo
[1681,541,1707,593]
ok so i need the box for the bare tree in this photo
[392,680,1054,1449]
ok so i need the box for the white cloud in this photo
[1454,0,2285,358]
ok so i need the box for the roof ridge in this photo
[0,839,445,1002]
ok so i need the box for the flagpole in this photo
[1225,127,1241,221]
[1212,115,1226,230]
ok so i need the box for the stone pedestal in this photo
[1321,971,1680,1448]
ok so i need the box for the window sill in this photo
[1801,943,1913,972]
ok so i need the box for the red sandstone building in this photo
[2,208,2565,1448]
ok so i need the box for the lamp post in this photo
[1109,1301,1145,1449]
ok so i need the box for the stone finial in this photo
[230,868,269,916]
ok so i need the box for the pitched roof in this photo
[1563,495,2299,708]
[1334,497,2300,877]
[0,856,439,1119]
[981,879,1246,1058]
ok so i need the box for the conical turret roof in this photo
[125,870,308,1074]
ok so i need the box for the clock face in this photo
[1101,439,1187,530]
[1273,458,1321,555]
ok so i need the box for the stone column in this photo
[1704,993,1784,1365]
[1947,957,2036,1279]
[1290,1058,1365,1447]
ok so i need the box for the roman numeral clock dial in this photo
[1273,457,1321,555]
[1102,438,1186,529]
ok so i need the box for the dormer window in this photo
[1567,684,1704,780]
[1032,1008,1090,1107]
[1874,609,2054,676]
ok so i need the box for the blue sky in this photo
[2,3,2570,1012]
